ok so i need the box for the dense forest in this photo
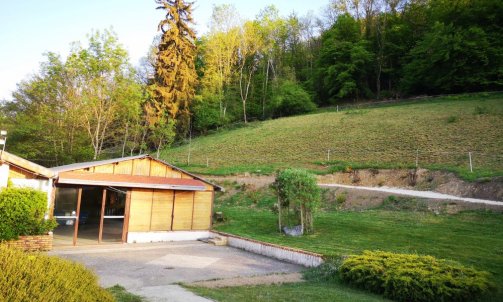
[1,0,502,166]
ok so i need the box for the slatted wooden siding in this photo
[192,191,213,230]
[128,189,213,232]
[75,158,188,179]
[128,189,153,231]
[151,190,173,231]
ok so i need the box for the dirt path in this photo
[188,273,304,288]
[320,183,503,206]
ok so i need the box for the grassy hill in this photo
[161,93,503,179]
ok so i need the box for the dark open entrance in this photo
[53,186,127,246]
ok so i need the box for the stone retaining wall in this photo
[210,231,324,267]
[3,234,53,251]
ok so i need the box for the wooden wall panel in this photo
[93,164,114,174]
[172,191,194,230]
[150,190,173,231]
[169,170,183,178]
[114,161,133,175]
[192,191,213,230]
[150,161,167,177]
[8,166,33,179]
[133,159,150,176]
[181,174,193,179]
[128,189,153,232]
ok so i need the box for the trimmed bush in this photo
[0,245,114,302]
[340,250,492,302]
[0,187,57,241]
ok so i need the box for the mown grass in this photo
[186,281,389,302]
[210,206,503,301]
[107,285,144,302]
[161,93,503,180]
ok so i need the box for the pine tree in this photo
[147,0,197,155]
[152,0,197,128]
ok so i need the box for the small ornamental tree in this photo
[274,169,321,234]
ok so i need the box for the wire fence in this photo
[166,148,503,173]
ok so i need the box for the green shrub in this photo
[0,245,114,302]
[303,257,344,282]
[0,187,57,241]
[274,168,321,234]
[340,250,492,302]
[271,80,317,118]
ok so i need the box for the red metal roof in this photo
[58,172,207,191]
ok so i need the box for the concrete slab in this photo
[50,241,303,302]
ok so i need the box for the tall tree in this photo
[150,0,198,155]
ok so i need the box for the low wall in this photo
[127,231,211,243]
[211,231,324,267]
[3,234,53,251]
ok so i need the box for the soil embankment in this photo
[208,168,503,202]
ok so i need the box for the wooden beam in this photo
[190,191,195,230]
[98,188,107,243]
[170,191,176,231]
[149,189,154,231]
[122,189,131,243]
[73,187,82,246]
[210,190,215,230]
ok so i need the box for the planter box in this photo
[3,233,53,252]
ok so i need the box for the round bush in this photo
[0,187,57,241]
[271,80,317,118]
[0,245,114,302]
[340,251,492,302]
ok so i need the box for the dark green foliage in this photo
[0,245,114,302]
[0,188,57,241]
[271,80,316,117]
[402,23,499,94]
[340,251,492,302]
[315,14,373,103]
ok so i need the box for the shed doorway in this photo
[53,186,129,246]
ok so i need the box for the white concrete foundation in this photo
[127,231,211,243]
[211,231,324,267]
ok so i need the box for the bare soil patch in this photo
[188,272,304,288]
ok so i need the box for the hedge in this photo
[0,245,114,302]
[0,187,57,241]
[340,251,492,302]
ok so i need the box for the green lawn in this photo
[208,206,503,301]
[161,93,503,179]
[186,281,389,302]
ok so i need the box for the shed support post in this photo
[73,187,82,246]
[98,188,107,243]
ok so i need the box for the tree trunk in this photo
[121,122,129,158]
[277,196,282,233]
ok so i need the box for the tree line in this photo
[1,0,501,165]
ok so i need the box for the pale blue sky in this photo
[0,0,328,101]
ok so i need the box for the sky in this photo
[0,0,329,101]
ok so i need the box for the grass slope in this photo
[212,206,503,300]
[161,93,503,178]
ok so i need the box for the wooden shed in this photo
[50,155,222,246]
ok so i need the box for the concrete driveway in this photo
[51,241,303,302]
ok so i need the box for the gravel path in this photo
[320,183,503,206]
